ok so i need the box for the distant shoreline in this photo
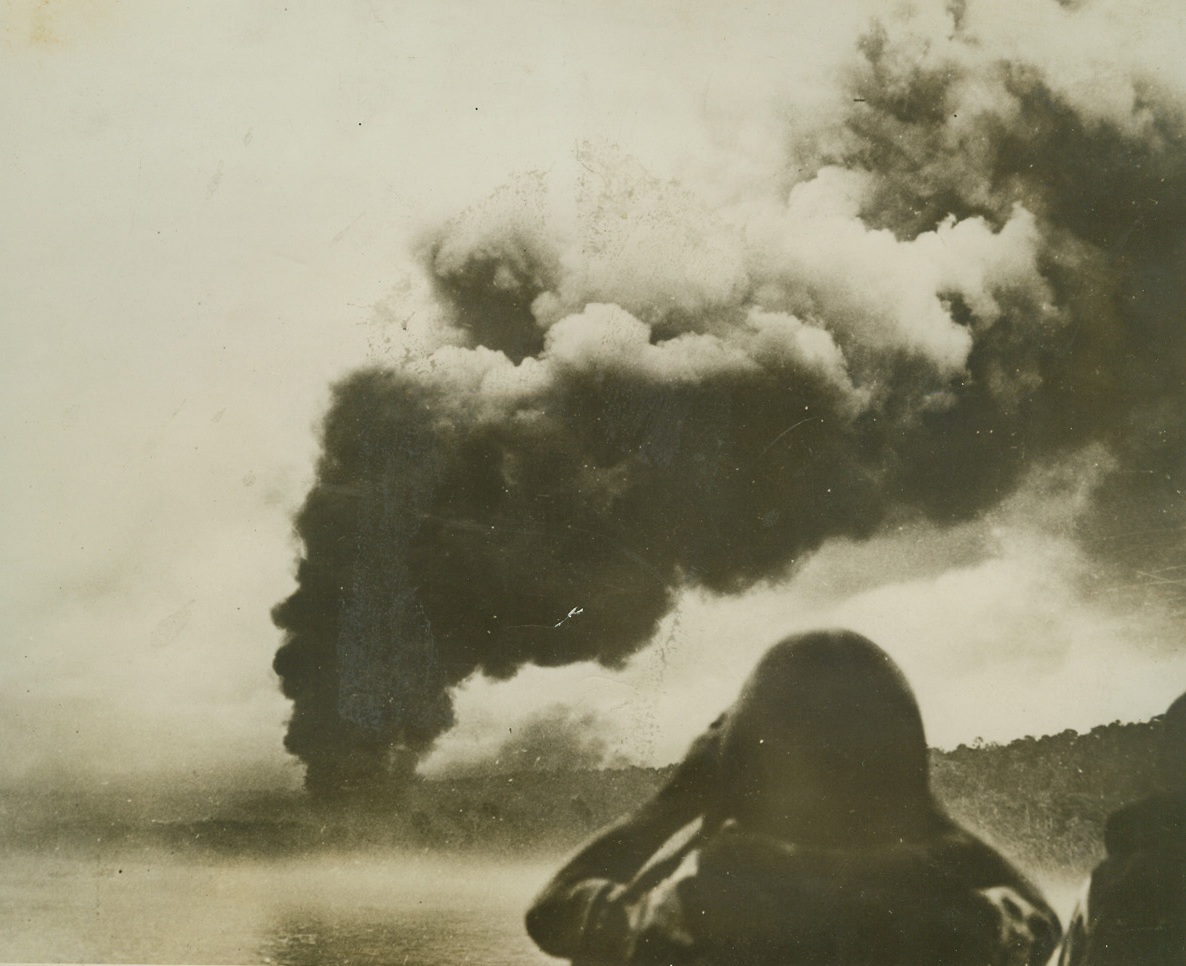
[1,717,1162,878]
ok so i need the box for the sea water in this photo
[0,850,555,965]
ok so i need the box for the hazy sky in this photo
[2,0,1184,788]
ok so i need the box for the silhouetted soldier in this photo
[526,629,1060,965]
[1058,691,1186,966]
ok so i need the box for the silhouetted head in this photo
[1159,691,1186,793]
[716,629,939,846]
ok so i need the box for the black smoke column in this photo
[273,5,1186,802]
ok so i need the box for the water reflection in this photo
[263,907,549,966]
[1,850,555,965]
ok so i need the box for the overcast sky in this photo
[2,0,1185,789]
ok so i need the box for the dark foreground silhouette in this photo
[1059,690,1186,966]
[526,629,1061,965]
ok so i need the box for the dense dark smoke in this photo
[274,1,1186,800]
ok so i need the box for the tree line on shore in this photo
[2,717,1162,877]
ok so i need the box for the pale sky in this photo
[2,0,1184,789]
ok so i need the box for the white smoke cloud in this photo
[739,168,1052,372]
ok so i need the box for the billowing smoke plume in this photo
[439,705,614,777]
[274,1,1186,799]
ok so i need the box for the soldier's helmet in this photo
[717,629,940,846]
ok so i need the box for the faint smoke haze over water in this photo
[0,852,553,966]
[272,0,1186,799]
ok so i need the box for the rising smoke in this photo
[274,1,1186,800]
[437,705,614,777]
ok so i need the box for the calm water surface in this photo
[1,850,556,965]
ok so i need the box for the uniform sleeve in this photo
[537,853,703,966]
[977,885,1063,966]
[529,878,631,964]
[625,852,702,965]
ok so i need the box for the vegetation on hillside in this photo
[932,718,1160,874]
[1,718,1165,879]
